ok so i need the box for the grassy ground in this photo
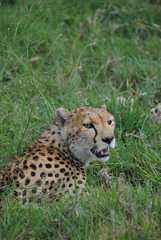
[0,0,161,239]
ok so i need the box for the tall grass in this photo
[0,0,161,239]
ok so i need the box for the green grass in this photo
[0,0,161,239]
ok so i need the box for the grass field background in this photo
[0,0,161,239]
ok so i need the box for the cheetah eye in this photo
[108,120,113,125]
[83,123,94,129]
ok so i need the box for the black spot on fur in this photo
[33,156,38,161]
[78,180,83,184]
[19,152,26,157]
[39,163,43,168]
[14,191,18,196]
[23,160,27,165]
[36,149,41,152]
[13,176,17,180]
[16,181,20,187]
[58,152,62,158]
[48,173,53,177]
[72,176,77,180]
[24,165,28,170]
[25,178,30,185]
[30,164,37,170]
[40,172,46,178]
[23,190,27,196]
[55,157,60,160]
[32,188,37,194]
[27,147,32,153]
[80,167,84,171]
[19,171,25,178]
[45,164,52,169]
[31,171,36,177]
[55,164,59,168]
[60,168,65,173]
[55,173,59,178]
[47,157,53,162]
[40,152,45,156]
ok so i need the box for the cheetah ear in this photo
[100,104,106,110]
[55,108,70,126]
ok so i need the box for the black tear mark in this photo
[93,125,97,143]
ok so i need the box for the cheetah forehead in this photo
[70,107,114,119]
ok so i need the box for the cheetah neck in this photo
[38,124,86,166]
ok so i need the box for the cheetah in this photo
[0,106,115,204]
[150,103,161,123]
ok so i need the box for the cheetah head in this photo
[55,105,116,166]
[150,103,161,123]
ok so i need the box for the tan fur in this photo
[0,107,115,204]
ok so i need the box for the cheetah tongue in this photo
[100,148,108,155]
[97,148,109,158]
[91,147,109,158]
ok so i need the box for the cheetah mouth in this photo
[91,146,109,158]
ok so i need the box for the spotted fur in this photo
[0,106,115,204]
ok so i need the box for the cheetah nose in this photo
[102,136,114,144]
